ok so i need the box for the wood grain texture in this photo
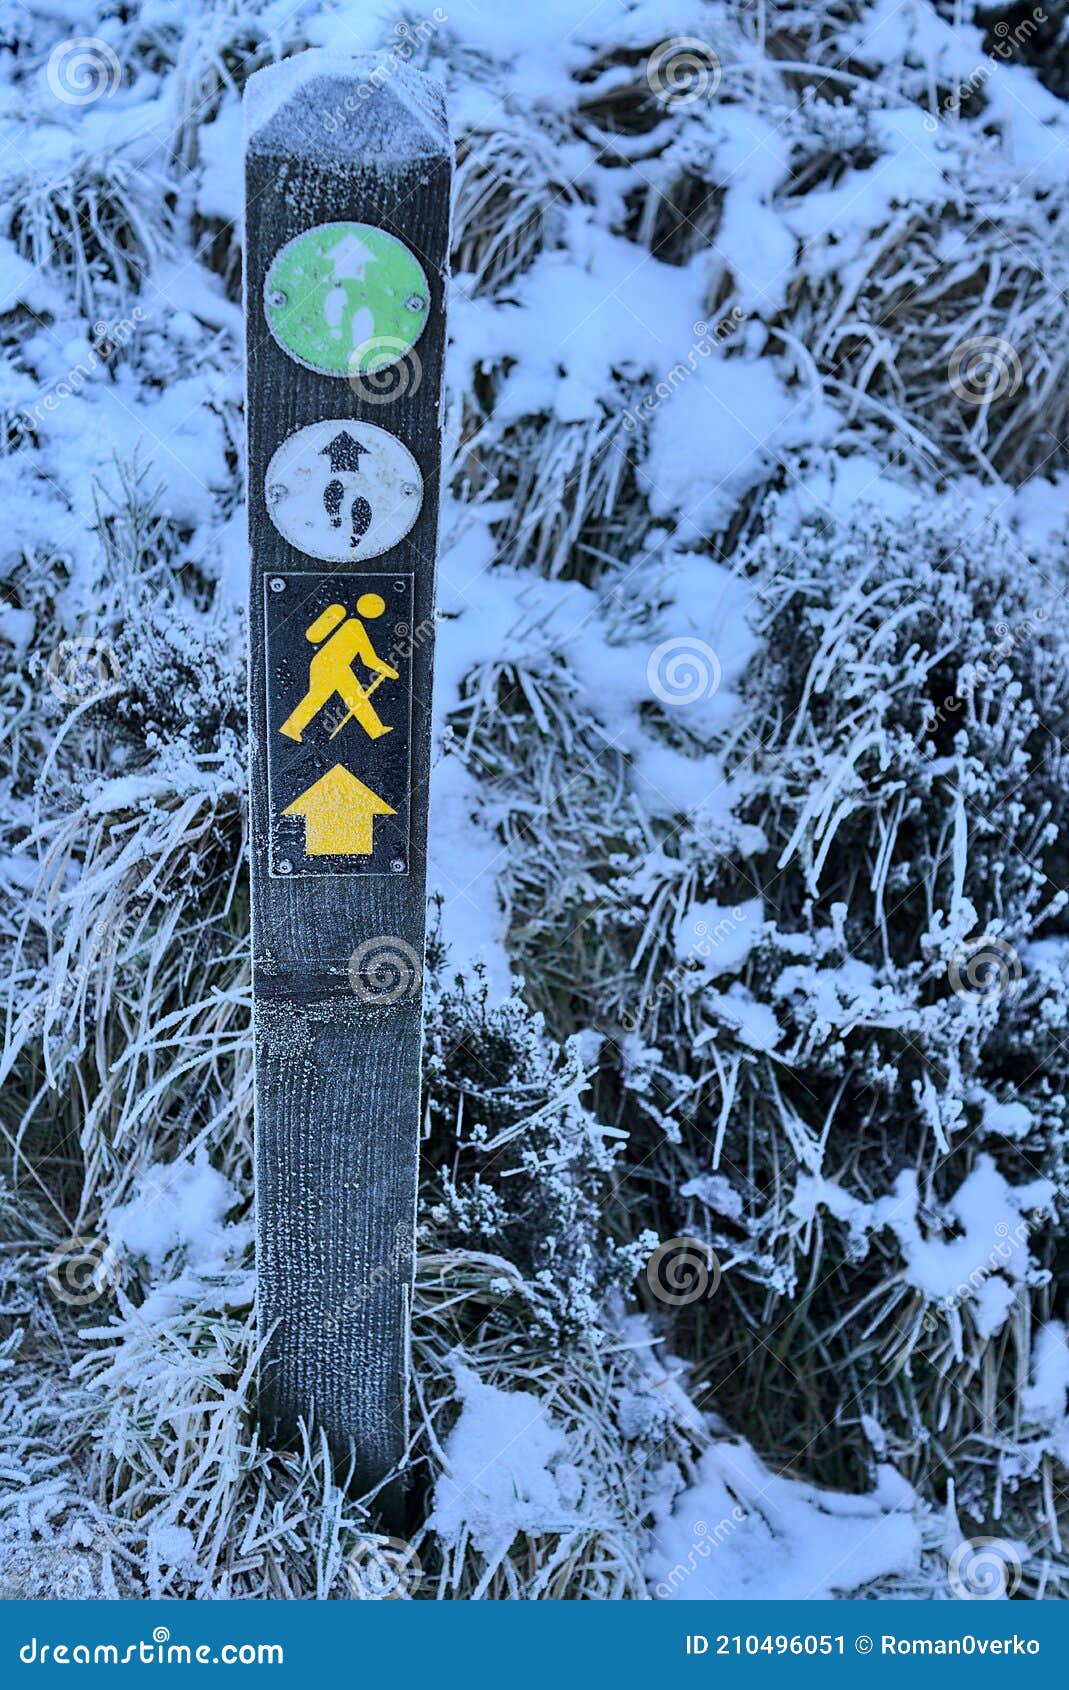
[244,53,451,1494]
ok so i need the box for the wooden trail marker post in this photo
[243,52,451,1498]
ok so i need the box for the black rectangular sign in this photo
[264,569,414,878]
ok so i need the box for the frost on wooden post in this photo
[243,53,450,1502]
[244,49,448,167]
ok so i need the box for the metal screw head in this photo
[268,289,287,308]
[277,858,294,875]
[267,483,286,504]
[269,577,286,593]
[405,294,426,312]
[390,858,407,874]
[401,483,418,497]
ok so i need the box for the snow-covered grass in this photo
[2,0,1069,1600]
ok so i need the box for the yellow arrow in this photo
[282,764,395,856]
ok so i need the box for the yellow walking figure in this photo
[279,593,398,744]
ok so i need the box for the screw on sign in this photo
[243,52,451,1509]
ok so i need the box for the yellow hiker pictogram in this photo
[279,593,398,743]
[282,764,396,856]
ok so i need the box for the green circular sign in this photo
[263,222,430,378]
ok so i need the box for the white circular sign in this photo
[265,420,423,562]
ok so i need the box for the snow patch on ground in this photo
[429,1365,584,1560]
[648,1442,920,1599]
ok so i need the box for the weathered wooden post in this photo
[243,52,450,1499]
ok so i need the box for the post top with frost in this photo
[244,50,449,164]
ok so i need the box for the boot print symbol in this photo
[320,431,373,551]
[323,483,372,548]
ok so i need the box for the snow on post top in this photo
[244,50,448,163]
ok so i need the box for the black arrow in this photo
[320,430,369,475]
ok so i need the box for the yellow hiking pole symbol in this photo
[279,593,398,744]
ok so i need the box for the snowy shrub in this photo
[666,502,1069,1559]
[776,152,1069,480]
[9,156,168,319]
[423,975,650,1342]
